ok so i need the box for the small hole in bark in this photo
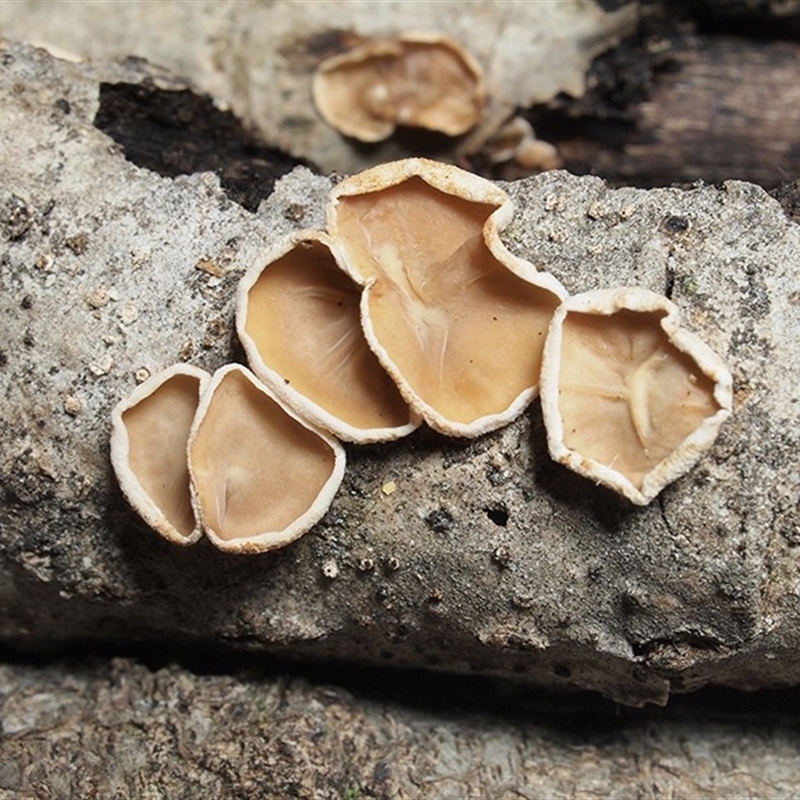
[394,623,410,638]
[485,503,509,527]
[662,215,690,234]
[425,507,454,534]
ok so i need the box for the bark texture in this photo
[2,657,800,799]
[531,33,800,189]
[2,41,800,708]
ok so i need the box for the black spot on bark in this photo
[662,215,689,234]
[93,82,314,212]
[425,508,454,534]
[485,503,509,527]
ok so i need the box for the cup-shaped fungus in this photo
[187,364,345,553]
[329,157,567,437]
[110,364,210,544]
[313,33,485,142]
[236,230,419,443]
[539,288,733,505]
[483,117,563,173]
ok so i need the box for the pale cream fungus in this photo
[558,310,719,490]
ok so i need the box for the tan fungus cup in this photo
[236,229,420,443]
[313,32,485,142]
[539,287,733,505]
[187,364,346,553]
[110,364,210,545]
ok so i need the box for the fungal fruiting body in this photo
[329,157,567,437]
[111,159,736,549]
[236,230,419,443]
[482,117,563,173]
[539,288,732,505]
[111,363,345,553]
[313,33,485,142]
[110,364,210,544]
[187,364,345,553]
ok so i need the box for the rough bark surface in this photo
[2,657,800,799]
[7,0,800,192]
[2,41,800,708]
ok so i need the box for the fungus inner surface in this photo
[122,374,200,538]
[244,240,411,430]
[190,369,336,541]
[318,40,481,138]
[558,310,720,488]
[336,177,561,424]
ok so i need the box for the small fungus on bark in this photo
[539,288,733,505]
[110,364,210,544]
[482,116,563,172]
[313,33,485,142]
[236,229,419,443]
[187,364,345,553]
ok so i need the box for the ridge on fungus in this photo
[110,364,210,545]
[539,288,732,505]
[187,364,346,553]
[236,229,420,443]
[328,157,567,437]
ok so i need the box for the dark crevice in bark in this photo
[3,639,800,727]
[517,3,800,193]
[93,82,314,212]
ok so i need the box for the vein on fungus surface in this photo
[558,309,720,487]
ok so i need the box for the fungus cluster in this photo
[312,33,562,177]
[325,159,566,436]
[111,157,732,553]
[111,363,344,553]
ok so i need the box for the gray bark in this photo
[2,41,800,708]
[2,657,799,799]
